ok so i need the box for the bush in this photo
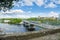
[8,18,22,24]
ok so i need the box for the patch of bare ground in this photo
[29,33,60,40]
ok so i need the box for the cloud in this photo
[12,0,59,8]
[35,0,45,6]
[13,0,34,7]
[0,10,34,18]
[0,10,59,18]
[13,1,24,7]
[13,0,45,7]
[51,0,60,4]
[0,9,24,14]
[23,0,45,6]
[10,9,24,13]
[16,15,30,18]
[44,2,57,8]
[23,0,34,6]
[13,1,19,7]
[0,9,26,18]
[34,11,59,17]
[48,11,59,17]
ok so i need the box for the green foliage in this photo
[26,17,60,25]
[0,17,60,25]
[0,0,19,11]
[8,18,22,24]
[0,18,22,24]
[27,17,38,21]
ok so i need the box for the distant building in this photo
[4,20,10,23]
[57,14,60,20]
[59,14,60,20]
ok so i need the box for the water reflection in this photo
[0,23,42,34]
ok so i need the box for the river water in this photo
[0,23,42,34]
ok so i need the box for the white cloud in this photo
[16,15,30,18]
[22,0,45,6]
[35,0,45,6]
[0,9,26,18]
[23,0,34,6]
[51,0,60,4]
[45,2,57,8]
[0,10,59,18]
[12,0,59,8]
[35,11,59,17]
[48,11,59,17]
[0,9,34,18]
[13,0,45,7]
[10,9,24,13]
[56,0,60,4]
[13,1,24,7]
[13,1,19,7]
[0,9,24,14]
[12,0,60,8]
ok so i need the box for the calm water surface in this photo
[0,23,42,34]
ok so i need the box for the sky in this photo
[0,0,60,18]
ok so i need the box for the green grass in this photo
[0,17,60,25]
[0,18,22,24]
[26,17,60,25]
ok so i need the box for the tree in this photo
[0,0,19,11]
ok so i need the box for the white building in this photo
[4,20,10,23]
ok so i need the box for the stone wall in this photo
[0,29,60,40]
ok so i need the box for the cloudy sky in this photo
[0,0,60,18]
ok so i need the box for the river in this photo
[0,23,42,34]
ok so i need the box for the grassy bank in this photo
[0,17,60,25]
[26,17,60,25]
[0,18,22,24]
